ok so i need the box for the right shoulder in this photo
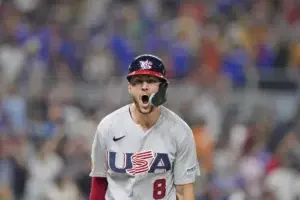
[96,105,130,134]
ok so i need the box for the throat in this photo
[137,123,152,132]
[136,115,156,130]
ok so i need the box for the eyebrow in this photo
[133,77,159,81]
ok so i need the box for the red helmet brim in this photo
[127,69,166,80]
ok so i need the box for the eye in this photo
[131,79,143,85]
[147,79,159,84]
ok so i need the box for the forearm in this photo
[89,177,107,200]
[176,184,195,200]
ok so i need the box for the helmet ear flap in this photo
[160,81,168,90]
[149,81,168,107]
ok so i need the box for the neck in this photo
[130,104,161,130]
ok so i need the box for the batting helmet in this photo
[127,54,167,82]
[127,54,168,107]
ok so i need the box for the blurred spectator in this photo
[2,85,27,134]
[83,47,115,83]
[221,40,250,88]
[13,0,40,14]
[190,91,222,142]
[200,20,222,82]
[0,134,16,200]
[193,119,215,177]
[264,132,300,200]
[44,174,82,200]
[0,34,26,87]
[85,0,112,29]
[24,134,64,200]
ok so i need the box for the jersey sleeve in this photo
[173,127,200,185]
[90,121,109,177]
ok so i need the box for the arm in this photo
[176,184,195,200]
[173,126,200,200]
[90,177,108,200]
[89,121,109,200]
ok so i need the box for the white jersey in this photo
[90,105,200,200]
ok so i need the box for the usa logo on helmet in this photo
[139,60,152,70]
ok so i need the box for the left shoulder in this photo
[160,106,193,136]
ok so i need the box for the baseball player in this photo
[89,54,200,200]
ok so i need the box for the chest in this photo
[106,127,177,176]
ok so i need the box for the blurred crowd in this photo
[1,0,300,200]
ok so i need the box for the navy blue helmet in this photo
[127,54,168,107]
[127,54,167,82]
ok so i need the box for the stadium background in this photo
[1,0,300,199]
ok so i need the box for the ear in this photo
[128,83,132,94]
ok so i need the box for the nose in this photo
[141,81,149,91]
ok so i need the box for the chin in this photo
[138,104,154,115]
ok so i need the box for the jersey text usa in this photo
[107,150,171,175]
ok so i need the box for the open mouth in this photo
[141,95,149,105]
